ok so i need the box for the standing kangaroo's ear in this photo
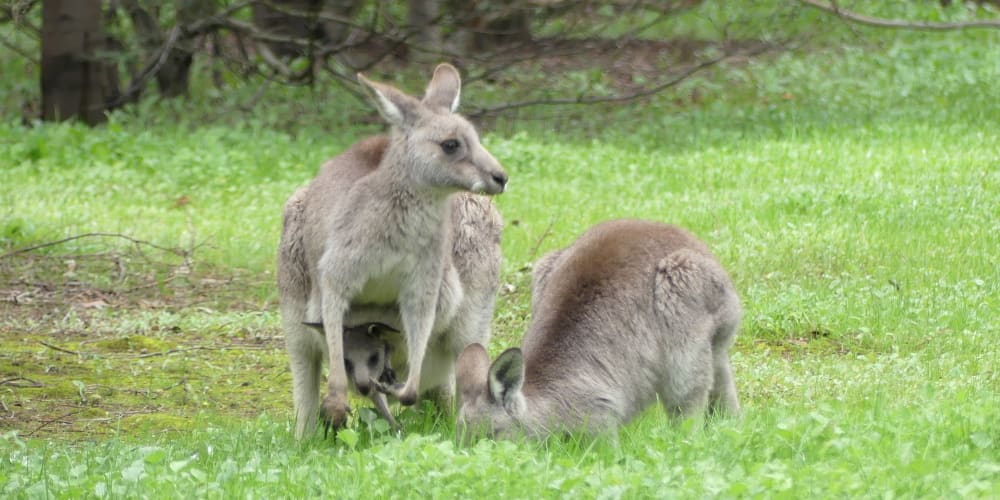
[358,73,422,127]
[422,63,461,113]
[488,348,524,407]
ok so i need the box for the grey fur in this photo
[278,63,506,439]
[455,219,741,439]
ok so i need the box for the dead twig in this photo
[1,232,186,260]
[126,345,274,359]
[1,376,43,388]
[528,217,558,261]
[26,408,88,436]
[798,0,1000,31]
[37,341,273,360]
[92,377,188,397]
[38,341,83,357]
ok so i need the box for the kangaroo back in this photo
[456,219,740,439]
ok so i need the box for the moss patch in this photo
[93,335,173,353]
[119,413,195,435]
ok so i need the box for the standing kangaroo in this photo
[278,63,507,438]
[455,219,741,439]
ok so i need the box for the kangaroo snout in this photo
[474,169,508,194]
[356,380,372,396]
[468,146,508,194]
[491,170,509,192]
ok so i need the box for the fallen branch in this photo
[798,0,1000,31]
[0,376,43,388]
[1,232,186,260]
[37,341,275,360]
[127,345,274,359]
[26,408,88,436]
[38,341,83,357]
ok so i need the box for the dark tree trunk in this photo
[159,0,214,97]
[447,0,532,55]
[320,0,362,45]
[41,0,118,124]
[408,0,442,60]
[253,0,323,58]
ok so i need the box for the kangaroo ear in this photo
[358,73,422,127]
[366,322,403,343]
[488,348,524,406]
[456,343,490,401]
[302,322,324,333]
[422,63,461,113]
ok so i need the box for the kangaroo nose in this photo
[492,171,508,190]
[357,382,371,396]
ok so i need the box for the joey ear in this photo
[366,322,403,343]
[302,322,324,333]
[357,73,422,127]
[422,63,461,113]
[456,343,490,400]
[488,348,524,406]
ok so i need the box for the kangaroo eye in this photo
[344,359,354,375]
[440,139,460,154]
[368,353,379,368]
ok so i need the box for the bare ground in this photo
[0,244,288,441]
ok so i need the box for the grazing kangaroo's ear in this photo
[358,73,422,127]
[422,63,461,113]
[489,348,524,406]
[456,343,490,400]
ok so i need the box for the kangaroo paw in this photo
[373,380,419,406]
[320,394,351,439]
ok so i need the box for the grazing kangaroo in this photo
[278,63,507,439]
[455,219,741,439]
[304,322,402,431]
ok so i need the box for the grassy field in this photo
[2,3,999,498]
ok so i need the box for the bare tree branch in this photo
[111,25,182,106]
[468,44,773,118]
[0,31,36,63]
[799,0,1000,31]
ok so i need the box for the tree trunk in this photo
[408,0,442,60]
[158,0,213,97]
[446,0,532,55]
[252,0,322,58]
[41,0,118,124]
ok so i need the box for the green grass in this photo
[2,4,1000,498]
